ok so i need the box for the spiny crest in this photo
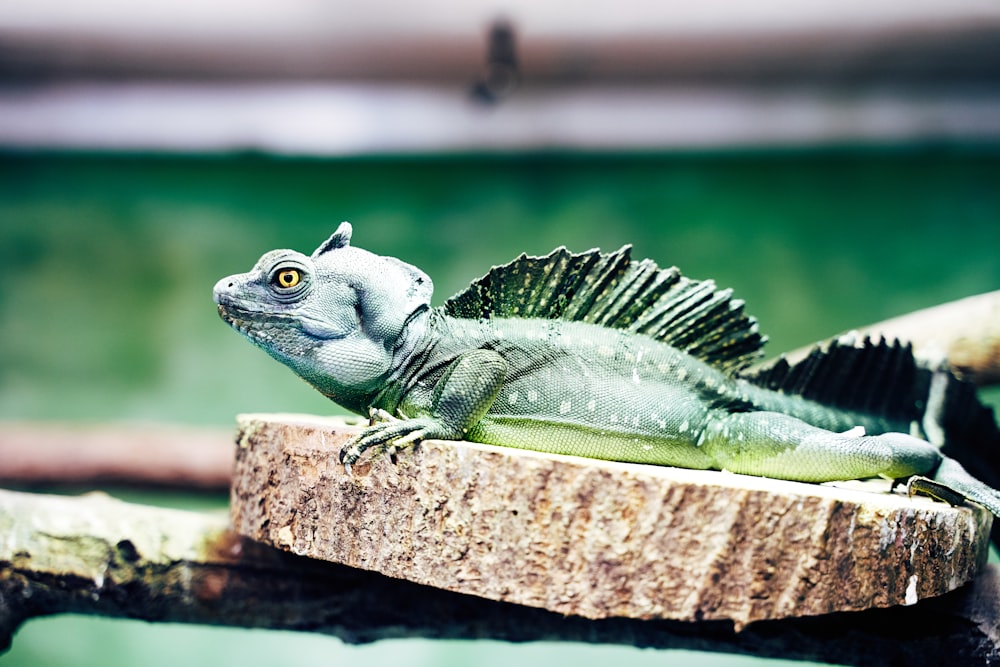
[742,334,927,421]
[742,334,1000,453]
[442,245,766,373]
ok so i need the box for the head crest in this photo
[312,222,353,257]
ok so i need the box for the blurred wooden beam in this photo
[2,0,999,84]
[0,422,232,490]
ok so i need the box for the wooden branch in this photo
[2,486,999,665]
[0,421,233,490]
[230,415,991,630]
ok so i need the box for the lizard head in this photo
[213,222,433,411]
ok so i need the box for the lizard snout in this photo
[213,275,240,306]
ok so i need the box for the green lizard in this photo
[213,222,1000,515]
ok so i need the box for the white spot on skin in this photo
[679,420,689,433]
[559,400,572,414]
[508,391,519,405]
[527,390,539,403]
[587,400,596,412]
[632,368,641,385]
[598,346,615,357]
[677,368,688,381]
[610,414,618,423]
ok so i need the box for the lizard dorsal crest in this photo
[312,221,353,258]
[443,245,766,374]
[742,334,1000,450]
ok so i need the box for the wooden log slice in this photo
[229,413,992,629]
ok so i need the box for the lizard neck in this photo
[367,305,433,414]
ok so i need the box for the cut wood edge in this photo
[229,413,992,630]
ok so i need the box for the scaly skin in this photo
[214,223,1000,516]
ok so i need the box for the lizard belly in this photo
[469,375,715,468]
[469,415,714,468]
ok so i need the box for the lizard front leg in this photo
[340,349,508,466]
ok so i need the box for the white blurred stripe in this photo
[1,83,999,154]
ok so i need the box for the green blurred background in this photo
[4,150,999,425]
[1,148,999,665]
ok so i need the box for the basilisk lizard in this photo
[214,223,1000,515]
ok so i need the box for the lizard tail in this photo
[748,334,1000,530]
[927,365,1000,497]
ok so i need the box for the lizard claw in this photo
[339,416,445,466]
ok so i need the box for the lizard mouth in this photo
[216,303,348,342]
[216,303,294,339]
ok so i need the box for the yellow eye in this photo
[276,268,301,288]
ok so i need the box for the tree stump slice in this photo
[229,413,992,629]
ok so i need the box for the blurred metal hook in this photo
[470,19,520,106]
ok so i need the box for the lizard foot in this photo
[339,416,450,467]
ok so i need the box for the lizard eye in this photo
[266,261,311,301]
[275,268,301,289]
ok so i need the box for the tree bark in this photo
[2,487,999,665]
